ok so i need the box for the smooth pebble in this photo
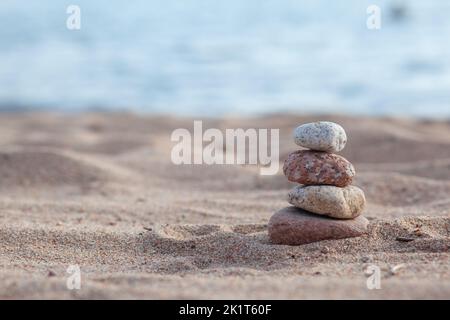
[287,185,366,219]
[283,150,355,187]
[268,206,369,245]
[294,121,347,152]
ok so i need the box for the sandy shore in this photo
[0,112,449,299]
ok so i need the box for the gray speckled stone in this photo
[294,121,347,152]
[268,206,369,245]
[287,185,366,219]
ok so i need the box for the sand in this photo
[0,112,449,299]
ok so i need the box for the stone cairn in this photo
[268,121,369,245]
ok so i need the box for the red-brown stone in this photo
[283,150,355,187]
[268,206,369,245]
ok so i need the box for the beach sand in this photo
[0,113,449,299]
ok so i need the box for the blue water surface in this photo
[0,0,449,117]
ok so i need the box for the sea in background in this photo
[0,0,450,117]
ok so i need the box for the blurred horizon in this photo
[1,0,450,117]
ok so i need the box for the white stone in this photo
[293,121,347,152]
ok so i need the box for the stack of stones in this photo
[269,121,369,245]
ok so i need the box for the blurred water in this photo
[0,0,449,116]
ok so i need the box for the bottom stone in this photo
[268,206,369,245]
